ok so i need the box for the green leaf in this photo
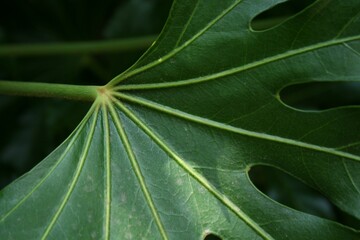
[1,0,360,239]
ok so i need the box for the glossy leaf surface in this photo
[1,0,360,239]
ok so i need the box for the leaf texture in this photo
[1,0,360,239]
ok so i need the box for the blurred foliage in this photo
[0,0,359,231]
[281,82,360,111]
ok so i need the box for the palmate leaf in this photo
[1,0,360,239]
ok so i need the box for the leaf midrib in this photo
[107,101,168,240]
[102,104,111,240]
[41,104,100,239]
[112,98,274,240]
[114,92,360,163]
[114,35,360,91]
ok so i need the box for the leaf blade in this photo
[1,0,360,239]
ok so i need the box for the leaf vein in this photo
[343,42,360,57]
[115,35,360,91]
[108,0,242,86]
[342,159,360,195]
[0,103,96,223]
[336,10,360,38]
[102,104,111,240]
[41,104,100,239]
[114,92,360,163]
[174,1,201,48]
[112,98,274,240]
[107,101,168,240]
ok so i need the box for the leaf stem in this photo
[0,80,98,101]
[0,35,157,57]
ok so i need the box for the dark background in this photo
[0,0,359,232]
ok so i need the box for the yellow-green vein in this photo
[107,0,242,86]
[112,98,274,240]
[114,92,360,163]
[102,104,111,240]
[107,102,168,240]
[174,0,201,48]
[114,35,360,91]
[0,103,97,222]
[41,104,100,240]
